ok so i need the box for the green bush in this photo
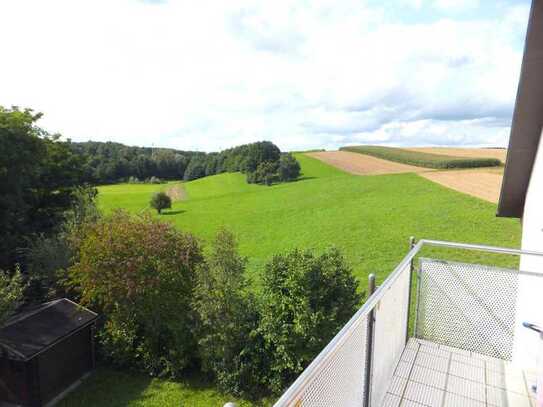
[69,211,204,376]
[0,267,24,326]
[259,248,361,393]
[247,161,279,186]
[193,229,266,396]
[23,234,72,303]
[340,145,501,169]
[23,186,100,304]
[150,192,172,214]
[278,153,301,182]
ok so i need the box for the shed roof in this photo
[0,299,97,361]
[497,0,543,218]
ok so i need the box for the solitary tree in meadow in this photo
[150,192,171,214]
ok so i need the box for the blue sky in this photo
[0,0,532,151]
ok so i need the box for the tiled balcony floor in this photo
[382,338,538,407]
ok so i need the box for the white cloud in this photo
[0,0,530,151]
[433,0,480,11]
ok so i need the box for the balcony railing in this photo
[273,239,543,407]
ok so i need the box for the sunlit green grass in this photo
[88,153,521,406]
[97,183,169,213]
[58,368,271,407]
[98,153,520,285]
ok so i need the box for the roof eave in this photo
[497,0,543,218]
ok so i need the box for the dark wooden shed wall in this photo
[0,325,94,407]
[38,326,93,404]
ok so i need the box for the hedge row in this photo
[340,146,501,169]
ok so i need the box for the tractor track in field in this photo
[165,184,187,202]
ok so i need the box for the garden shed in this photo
[0,298,97,407]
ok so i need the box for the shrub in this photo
[0,267,24,326]
[247,161,278,186]
[193,229,266,396]
[259,248,361,393]
[278,153,301,182]
[340,145,501,169]
[23,186,100,303]
[150,192,172,214]
[23,234,72,303]
[69,211,204,376]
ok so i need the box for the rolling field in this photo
[420,167,504,203]
[99,154,520,284]
[309,149,505,203]
[306,150,427,175]
[97,183,170,213]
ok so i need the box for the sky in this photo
[0,0,532,152]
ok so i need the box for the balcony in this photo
[274,239,543,407]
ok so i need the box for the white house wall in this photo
[513,129,543,370]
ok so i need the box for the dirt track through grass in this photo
[165,183,187,201]
[306,151,427,175]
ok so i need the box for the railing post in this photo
[364,274,376,407]
[405,236,416,344]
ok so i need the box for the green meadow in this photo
[98,153,520,286]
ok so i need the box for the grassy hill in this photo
[99,153,520,286]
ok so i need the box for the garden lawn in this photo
[57,368,271,407]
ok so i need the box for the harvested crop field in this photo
[406,147,507,163]
[307,150,504,203]
[340,145,501,169]
[419,168,504,203]
[306,151,426,175]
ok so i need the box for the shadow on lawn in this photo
[295,176,316,182]
[57,366,273,407]
[57,367,152,407]
[161,209,185,216]
[268,176,316,186]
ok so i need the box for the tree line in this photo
[0,106,299,270]
[70,139,300,185]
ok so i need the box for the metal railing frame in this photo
[273,238,543,407]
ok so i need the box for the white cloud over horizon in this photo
[0,0,531,152]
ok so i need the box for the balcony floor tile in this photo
[383,338,536,407]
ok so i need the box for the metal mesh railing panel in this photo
[371,262,411,406]
[416,258,518,360]
[291,315,369,407]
